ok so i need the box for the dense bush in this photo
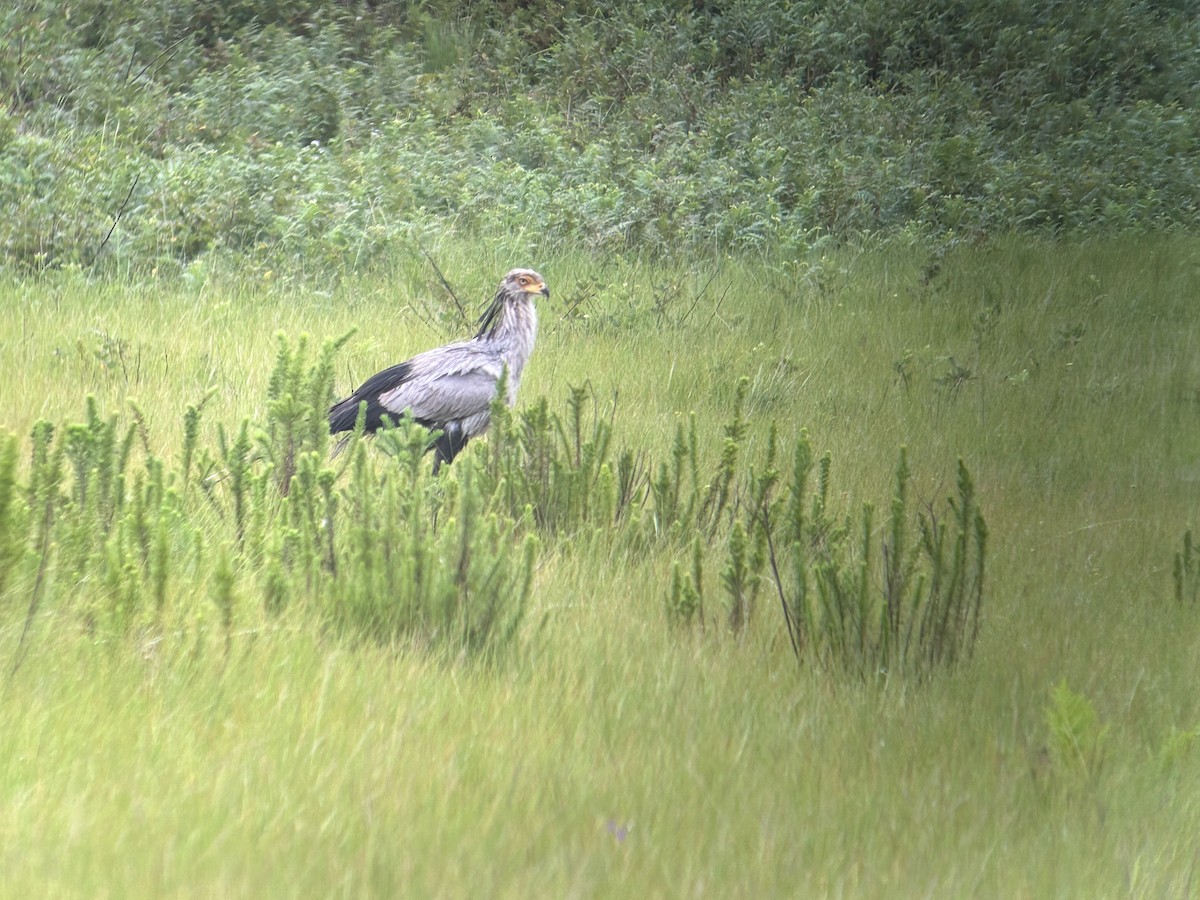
[1,0,1197,274]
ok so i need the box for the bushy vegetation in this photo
[2,336,544,664]
[2,0,1198,275]
[0,334,985,677]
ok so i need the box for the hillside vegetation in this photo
[2,0,1198,276]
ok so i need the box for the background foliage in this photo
[2,0,1198,275]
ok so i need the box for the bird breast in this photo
[483,295,538,396]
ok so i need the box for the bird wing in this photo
[376,342,504,424]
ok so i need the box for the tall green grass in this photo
[1,235,1199,896]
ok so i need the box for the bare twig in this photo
[703,282,733,329]
[761,505,802,662]
[559,278,597,321]
[9,497,54,678]
[95,172,141,261]
[123,46,137,85]
[678,267,720,327]
[125,35,188,88]
[416,241,469,328]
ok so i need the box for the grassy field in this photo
[1,235,1199,897]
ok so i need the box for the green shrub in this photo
[0,321,991,679]
[1044,680,1109,783]
[756,439,986,680]
[648,375,987,677]
[1174,529,1198,606]
[0,335,542,662]
[323,433,538,660]
[2,0,1198,275]
[0,433,25,604]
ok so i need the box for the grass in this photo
[1,234,1200,896]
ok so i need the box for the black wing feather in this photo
[329,361,414,434]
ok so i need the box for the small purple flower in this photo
[606,819,631,843]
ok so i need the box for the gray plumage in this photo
[329,268,547,471]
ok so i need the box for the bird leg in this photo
[431,422,468,475]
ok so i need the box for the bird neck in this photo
[480,297,538,380]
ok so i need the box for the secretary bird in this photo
[329,268,547,472]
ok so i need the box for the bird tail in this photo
[329,396,376,434]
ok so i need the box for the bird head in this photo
[476,267,548,338]
[503,268,549,299]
